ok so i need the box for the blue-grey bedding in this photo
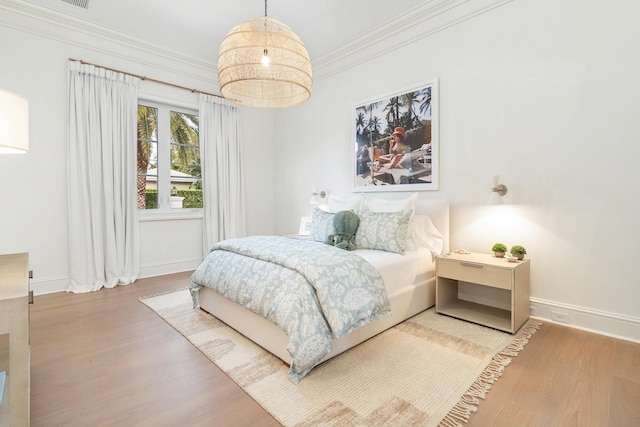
[189,235,391,383]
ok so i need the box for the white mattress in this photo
[354,248,434,295]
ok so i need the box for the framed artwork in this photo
[353,79,438,192]
[298,216,312,235]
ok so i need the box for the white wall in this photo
[273,0,640,341]
[2,0,638,341]
[0,10,276,294]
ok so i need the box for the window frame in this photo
[137,100,203,219]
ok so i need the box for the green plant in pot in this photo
[492,243,507,257]
[510,245,527,260]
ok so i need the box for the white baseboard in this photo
[138,259,201,279]
[530,297,640,344]
[30,259,202,296]
[30,275,70,295]
[31,269,640,344]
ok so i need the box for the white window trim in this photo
[138,99,202,219]
[138,210,203,222]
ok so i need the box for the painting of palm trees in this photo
[353,79,438,192]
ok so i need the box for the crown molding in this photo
[0,0,217,85]
[1,0,513,83]
[312,0,514,80]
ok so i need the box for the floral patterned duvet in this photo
[189,235,391,383]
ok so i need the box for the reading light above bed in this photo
[310,190,327,205]
[487,175,508,205]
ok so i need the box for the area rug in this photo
[140,289,540,427]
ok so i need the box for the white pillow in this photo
[405,214,444,256]
[367,192,418,213]
[328,194,363,213]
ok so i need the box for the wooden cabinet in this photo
[436,252,530,334]
[0,253,30,426]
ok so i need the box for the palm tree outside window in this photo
[137,103,203,210]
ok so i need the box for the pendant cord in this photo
[262,0,269,57]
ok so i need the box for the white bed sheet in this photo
[354,248,434,295]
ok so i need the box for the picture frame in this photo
[298,216,312,236]
[352,79,439,192]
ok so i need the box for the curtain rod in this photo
[68,58,223,99]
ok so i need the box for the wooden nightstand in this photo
[436,252,530,334]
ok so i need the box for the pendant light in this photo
[217,0,312,108]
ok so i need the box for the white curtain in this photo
[67,61,140,293]
[199,94,247,255]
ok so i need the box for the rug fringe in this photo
[438,320,541,427]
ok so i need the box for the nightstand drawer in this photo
[437,259,511,290]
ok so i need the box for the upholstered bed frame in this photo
[198,199,449,366]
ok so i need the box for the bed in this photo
[189,197,449,383]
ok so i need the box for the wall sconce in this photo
[487,175,507,205]
[310,190,327,205]
[0,88,29,154]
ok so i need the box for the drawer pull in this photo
[460,262,484,268]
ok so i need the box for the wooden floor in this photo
[29,272,640,426]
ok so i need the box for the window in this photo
[137,103,202,211]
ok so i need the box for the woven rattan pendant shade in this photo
[218,16,312,108]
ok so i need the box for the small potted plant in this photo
[492,243,507,257]
[510,245,527,260]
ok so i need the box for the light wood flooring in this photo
[29,272,640,426]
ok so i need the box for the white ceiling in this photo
[20,0,430,63]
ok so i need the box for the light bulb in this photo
[261,49,270,67]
